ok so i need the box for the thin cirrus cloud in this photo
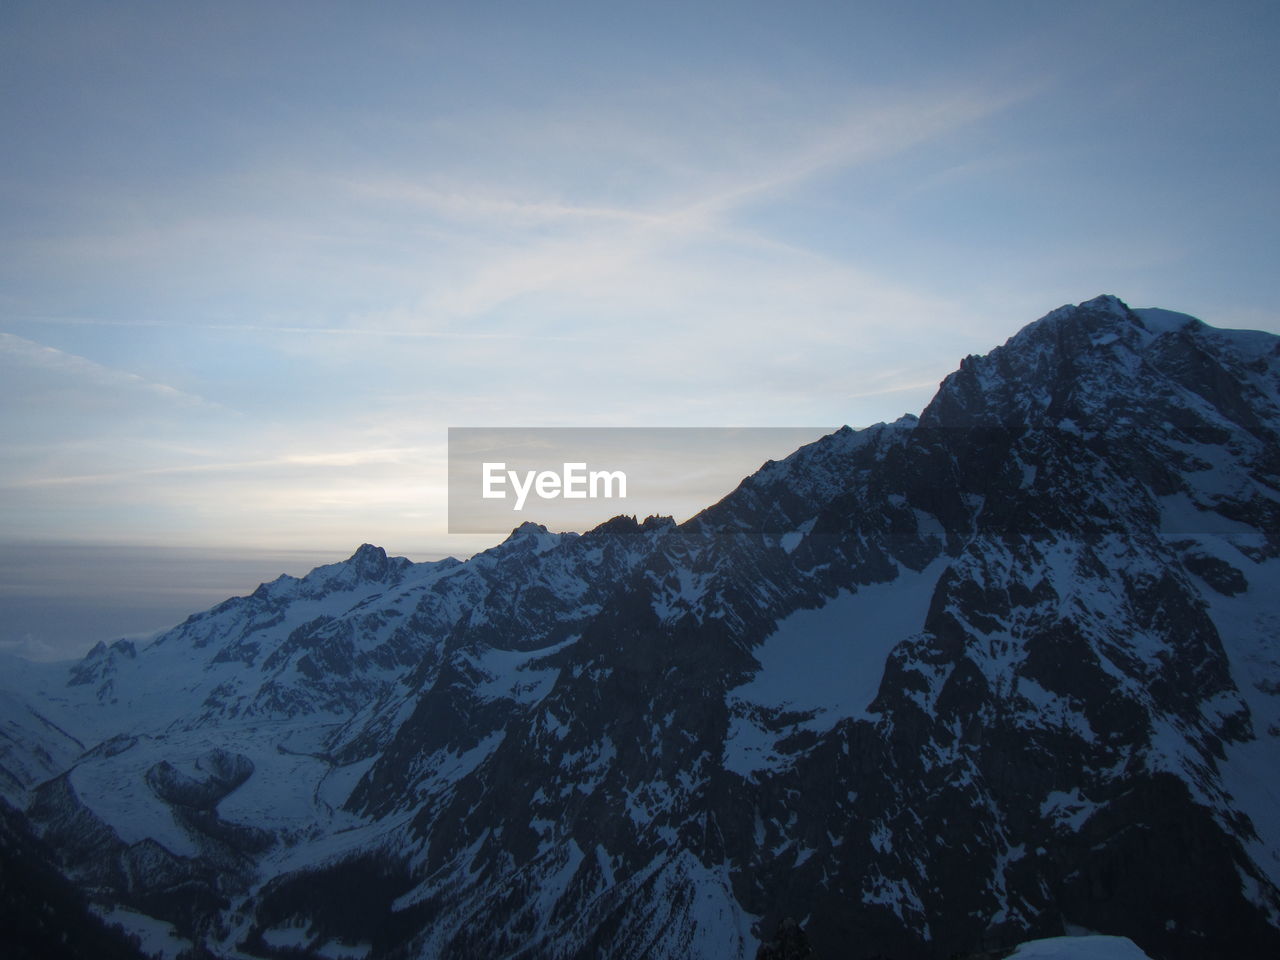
[3,448,427,491]
[5,77,1025,375]
[0,332,215,411]
[338,87,1025,331]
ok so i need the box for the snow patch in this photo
[1040,788,1099,832]
[473,636,577,706]
[724,560,946,777]
[96,906,193,960]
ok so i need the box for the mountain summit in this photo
[3,297,1278,960]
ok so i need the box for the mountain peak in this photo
[346,542,389,576]
[585,514,677,538]
[489,520,568,558]
[337,542,413,584]
[1079,292,1131,315]
[506,520,550,540]
[1013,293,1140,348]
[920,295,1158,430]
[347,542,387,563]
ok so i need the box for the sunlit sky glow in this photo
[2,1,1279,629]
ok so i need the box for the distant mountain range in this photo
[2,295,1277,960]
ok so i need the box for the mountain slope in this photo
[3,295,1279,960]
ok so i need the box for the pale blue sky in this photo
[2,0,1278,615]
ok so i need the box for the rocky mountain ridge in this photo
[2,295,1278,960]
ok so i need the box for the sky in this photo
[2,1,1279,657]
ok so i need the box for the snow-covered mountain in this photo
[2,295,1278,960]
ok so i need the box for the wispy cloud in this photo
[346,181,661,228]
[0,332,217,409]
[335,86,1025,328]
[1,446,427,490]
[6,314,597,343]
[678,90,1023,217]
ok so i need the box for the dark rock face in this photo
[755,918,815,960]
[0,796,149,960]
[4,296,1280,960]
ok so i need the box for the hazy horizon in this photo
[0,539,480,662]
